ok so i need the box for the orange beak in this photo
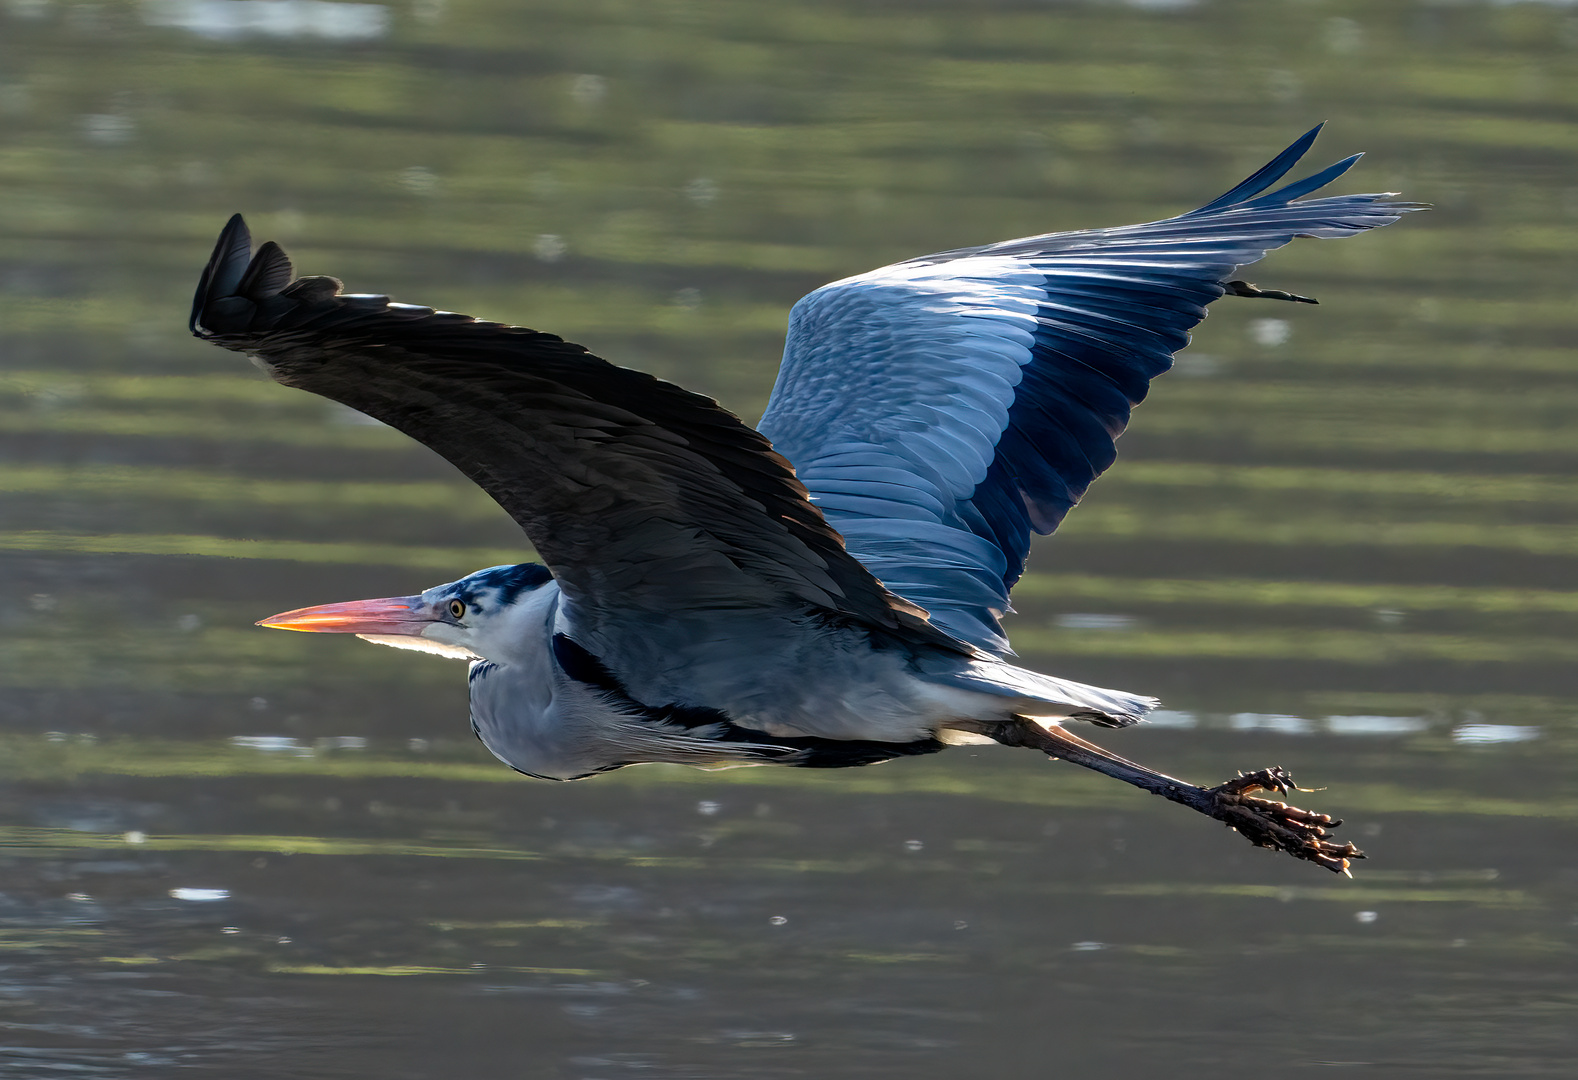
[257,595,434,635]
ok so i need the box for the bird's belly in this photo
[708,668,999,743]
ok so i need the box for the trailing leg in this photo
[954,717,1363,875]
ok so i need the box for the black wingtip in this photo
[190,214,252,337]
[191,216,300,340]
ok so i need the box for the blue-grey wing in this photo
[758,125,1422,654]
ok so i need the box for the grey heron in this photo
[192,125,1419,874]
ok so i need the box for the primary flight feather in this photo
[192,125,1420,873]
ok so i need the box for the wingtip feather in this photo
[208,213,252,296]
[236,240,295,301]
[190,213,254,336]
[1183,123,1326,217]
[191,217,306,339]
[1243,152,1364,208]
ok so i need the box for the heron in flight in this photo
[192,126,1418,874]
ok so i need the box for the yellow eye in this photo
[448,599,466,619]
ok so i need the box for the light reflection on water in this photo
[3,0,1578,1076]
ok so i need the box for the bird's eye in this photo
[448,599,466,619]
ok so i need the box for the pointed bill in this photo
[257,596,431,635]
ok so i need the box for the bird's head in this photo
[257,563,556,662]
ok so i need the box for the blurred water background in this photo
[1,0,1577,1076]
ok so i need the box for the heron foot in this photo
[1204,767,1364,875]
[973,720,1367,875]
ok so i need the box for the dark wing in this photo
[191,217,971,660]
[758,125,1425,654]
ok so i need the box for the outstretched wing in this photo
[191,217,971,665]
[758,125,1423,654]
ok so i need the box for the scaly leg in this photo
[957,718,1364,875]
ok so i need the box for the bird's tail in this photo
[929,657,1158,729]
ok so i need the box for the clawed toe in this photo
[1206,768,1365,875]
[1215,766,1300,798]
